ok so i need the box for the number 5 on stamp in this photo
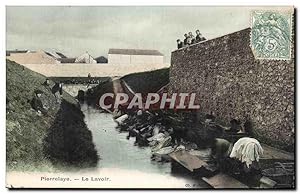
[251,10,293,60]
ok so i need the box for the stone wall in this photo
[169,28,295,150]
[17,63,170,77]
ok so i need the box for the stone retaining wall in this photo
[169,28,295,150]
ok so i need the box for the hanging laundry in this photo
[229,137,264,167]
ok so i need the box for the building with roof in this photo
[108,48,164,65]
[75,52,97,64]
[57,58,76,63]
[6,49,68,64]
[6,50,61,64]
[44,50,67,59]
[6,49,29,56]
[95,56,108,63]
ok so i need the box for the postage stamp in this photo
[251,10,293,60]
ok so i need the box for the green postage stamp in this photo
[251,10,293,60]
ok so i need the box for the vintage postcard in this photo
[6,6,295,189]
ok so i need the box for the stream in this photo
[81,103,209,188]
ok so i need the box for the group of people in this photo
[176,30,207,49]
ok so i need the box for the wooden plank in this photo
[202,173,249,189]
[169,150,207,172]
[260,176,277,188]
[261,144,294,160]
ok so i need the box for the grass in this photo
[6,60,98,171]
[121,68,169,94]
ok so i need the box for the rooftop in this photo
[44,50,67,59]
[57,58,76,63]
[6,50,28,56]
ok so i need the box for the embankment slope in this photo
[6,60,98,171]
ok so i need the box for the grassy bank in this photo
[6,60,98,171]
[121,68,169,94]
[43,100,98,168]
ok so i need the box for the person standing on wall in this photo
[183,33,188,46]
[177,39,183,49]
[196,30,207,43]
[187,32,195,45]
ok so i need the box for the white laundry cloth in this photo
[229,137,263,167]
[114,114,128,124]
[147,133,165,142]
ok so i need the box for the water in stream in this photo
[81,103,209,188]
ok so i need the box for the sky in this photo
[5,6,290,63]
